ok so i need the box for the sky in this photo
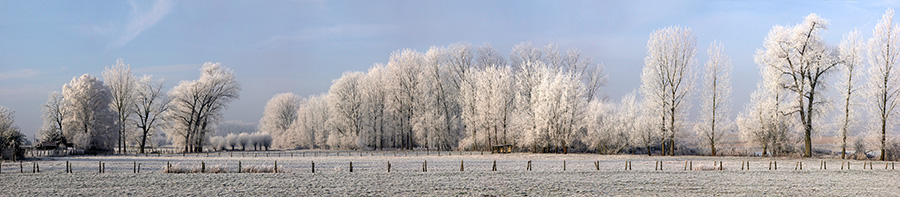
[0,0,896,140]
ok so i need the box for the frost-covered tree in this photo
[360,65,389,150]
[626,93,658,156]
[103,59,137,154]
[328,72,365,149]
[39,91,66,145]
[0,106,26,160]
[867,9,900,161]
[524,65,587,153]
[384,49,424,150]
[238,132,251,150]
[290,94,331,149]
[584,95,628,154]
[695,41,732,156]
[252,133,273,150]
[259,93,301,149]
[165,62,241,152]
[756,14,840,157]
[62,74,117,152]
[133,75,169,153]
[209,136,226,151]
[225,133,238,150]
[739,63,793,157]
[838,29,865,159]
[460,64,517,151]
[641,26,697,156]
[416,45,468,151]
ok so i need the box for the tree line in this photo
[27,9,900,159]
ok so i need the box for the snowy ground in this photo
[1,150,898,196]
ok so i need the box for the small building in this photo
[37,141,58,150]
[492,145,513,154]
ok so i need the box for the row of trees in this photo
[39,60,241,153]
[258,9,900,160]
[258,43,606,153]
[209,132,273,151]
[739,9,900,160]
[31,9,900,159]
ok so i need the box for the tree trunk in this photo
[881,119,887,161]
[139,129,148,154]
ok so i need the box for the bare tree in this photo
[641,26,697,156]
[696,41,733,156]
[867,9,900,161]
[39,92,66,144]
[133,75,168,153]
[166,63,240,153]
[838,29,864,159]
[755,14,839,157]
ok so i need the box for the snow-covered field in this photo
[1,150,898,196]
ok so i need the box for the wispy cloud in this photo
[133,64,200,74]
[108,0,175,50]
[264,24,396,44]
[0,69,39,81]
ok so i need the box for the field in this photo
[1,150,898,196]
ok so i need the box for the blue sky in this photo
[0,0,895,139]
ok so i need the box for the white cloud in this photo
[108,0,175,50]
[0,69,39,81]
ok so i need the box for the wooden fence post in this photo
[238,161,242,173]
[138,163,141,173]
[527,160,532,171]
[492,160,497,171]
[275,161,279,173]
[349,161,352,173]
[388,161,391,172]
[460,160,464,172]
[201,161,205,173]
[134,161,137,173]
[563,160,566,171]
[98,161,102,173]
[311,161,315,173]
[423,160,427,172]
